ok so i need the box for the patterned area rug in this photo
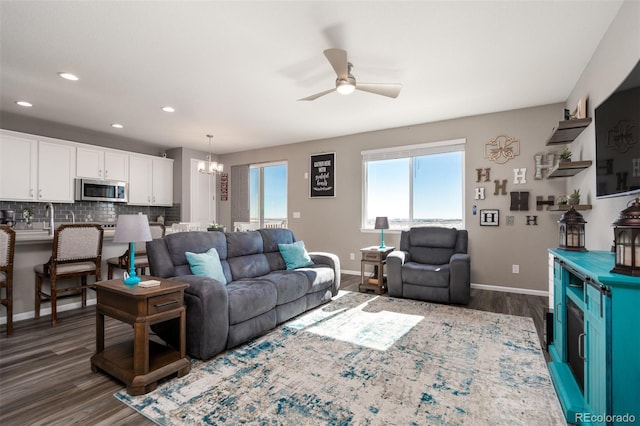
[115,291,564,425]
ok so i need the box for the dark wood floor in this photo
[0,274,549,425]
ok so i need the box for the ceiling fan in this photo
[298,48,402,101]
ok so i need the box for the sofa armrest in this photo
[387,251,408,297]
[153,275,229,360]
[449,253,471,305]
[308,252,341,295]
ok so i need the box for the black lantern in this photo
[611,198,640,276]
[558,206,587,251]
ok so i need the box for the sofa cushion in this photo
[259,271,309,305]
[227,231,264,258]
[298,265,335,293]
[185,248,227,285]
[408,227,458,265]
[226,280,277,325]
[278,241,314,270]
[228,253,271,280]
[402,262,450,288]
[259,228,296,253]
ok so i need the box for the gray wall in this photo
[564,0,640,250]
[218,103,567,292]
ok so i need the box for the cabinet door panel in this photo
[584,284,610,423]
[0,134,37,200]
[553,260,566,360]
[76,147,104,179]
[38,141,75,202]
[152,158,173,206]
[104,151,128,181]
[128,156,152,205]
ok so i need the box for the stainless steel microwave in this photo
[75,179,128,203]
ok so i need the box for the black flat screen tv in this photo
[595,59,640,198]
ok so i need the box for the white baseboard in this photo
[340,270,548,297]
[0,299,96,325]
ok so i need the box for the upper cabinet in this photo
[128,155,173,206]
[0,131,75,202]
[76,146,128,181]
[546,118,592,145]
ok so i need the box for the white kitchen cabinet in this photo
[128,155,173,206]
[0,133,37,201]
[0,131,74,202]
[76,146,128,181]
[152,157,173,206]
[37,141,75,202]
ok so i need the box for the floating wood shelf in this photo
[546,118,592,145]
[548,204,592,211]
[547,160,592,178]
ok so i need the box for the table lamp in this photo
[113,214,153,285]
[375,216,389,248]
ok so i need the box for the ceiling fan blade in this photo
[297,88,336,101]
[323,48,348,79]
[356,83,402,98]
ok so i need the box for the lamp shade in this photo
[374,217,389,230]
[113,214,152,243]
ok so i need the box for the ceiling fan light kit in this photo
[299,48,402,101]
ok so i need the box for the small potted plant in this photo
[558,147,572,163]
[557,195,568,206]
[22,207,34,228]
[207,223,225,232]
[568,189,580,205]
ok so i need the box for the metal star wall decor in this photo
[484,135,520,164]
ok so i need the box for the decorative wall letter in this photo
[536,195,555,211]
[476,168,491,182]
[526,216,538,226]
[534,153,556,179]
[494,179,507,195]
[480,209,499,226]
[633,158,640,177]
[510,191,529,211]
[513,168,527,184]
[484,135,520,164]
[474,187,486,200]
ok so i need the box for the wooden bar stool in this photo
[0,225,16,336]
[34,223,104,326]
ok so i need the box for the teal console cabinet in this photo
[548,249,640,425]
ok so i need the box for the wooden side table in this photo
[359,246,394,294]
[90,277,190,395]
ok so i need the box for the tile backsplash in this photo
[0,200,181,226]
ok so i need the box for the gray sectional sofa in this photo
[146,228,340,360]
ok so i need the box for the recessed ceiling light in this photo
[161,106,175,113]
[111,123,124,129]
[58,72,79,81]
[16,101,33,107]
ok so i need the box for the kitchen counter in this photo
[14,227,116,244]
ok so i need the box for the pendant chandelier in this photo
[198,134,224,174]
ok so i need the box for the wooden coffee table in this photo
[90,277,190,395]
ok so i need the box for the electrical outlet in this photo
[350,253,355,260]
[293,211,301,219]
[512,264,520,274]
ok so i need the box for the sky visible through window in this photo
[250,164,287,221]
[366,151,463,228]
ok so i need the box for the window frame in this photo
[361,138,466,231]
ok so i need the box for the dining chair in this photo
[34,223,104,325]
[0,225,16,336]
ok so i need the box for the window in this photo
[249,162,288,228]
[362,139,465,230]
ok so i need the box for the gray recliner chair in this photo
[387,227,470,305]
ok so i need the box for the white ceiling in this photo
[0,1,623,155]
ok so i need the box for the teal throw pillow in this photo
[278,240,314,270]
[185,248,227,285]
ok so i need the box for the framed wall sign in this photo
[310,152,335,198]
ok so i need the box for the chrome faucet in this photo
[67,210,75,223]
[45,203,54,235]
